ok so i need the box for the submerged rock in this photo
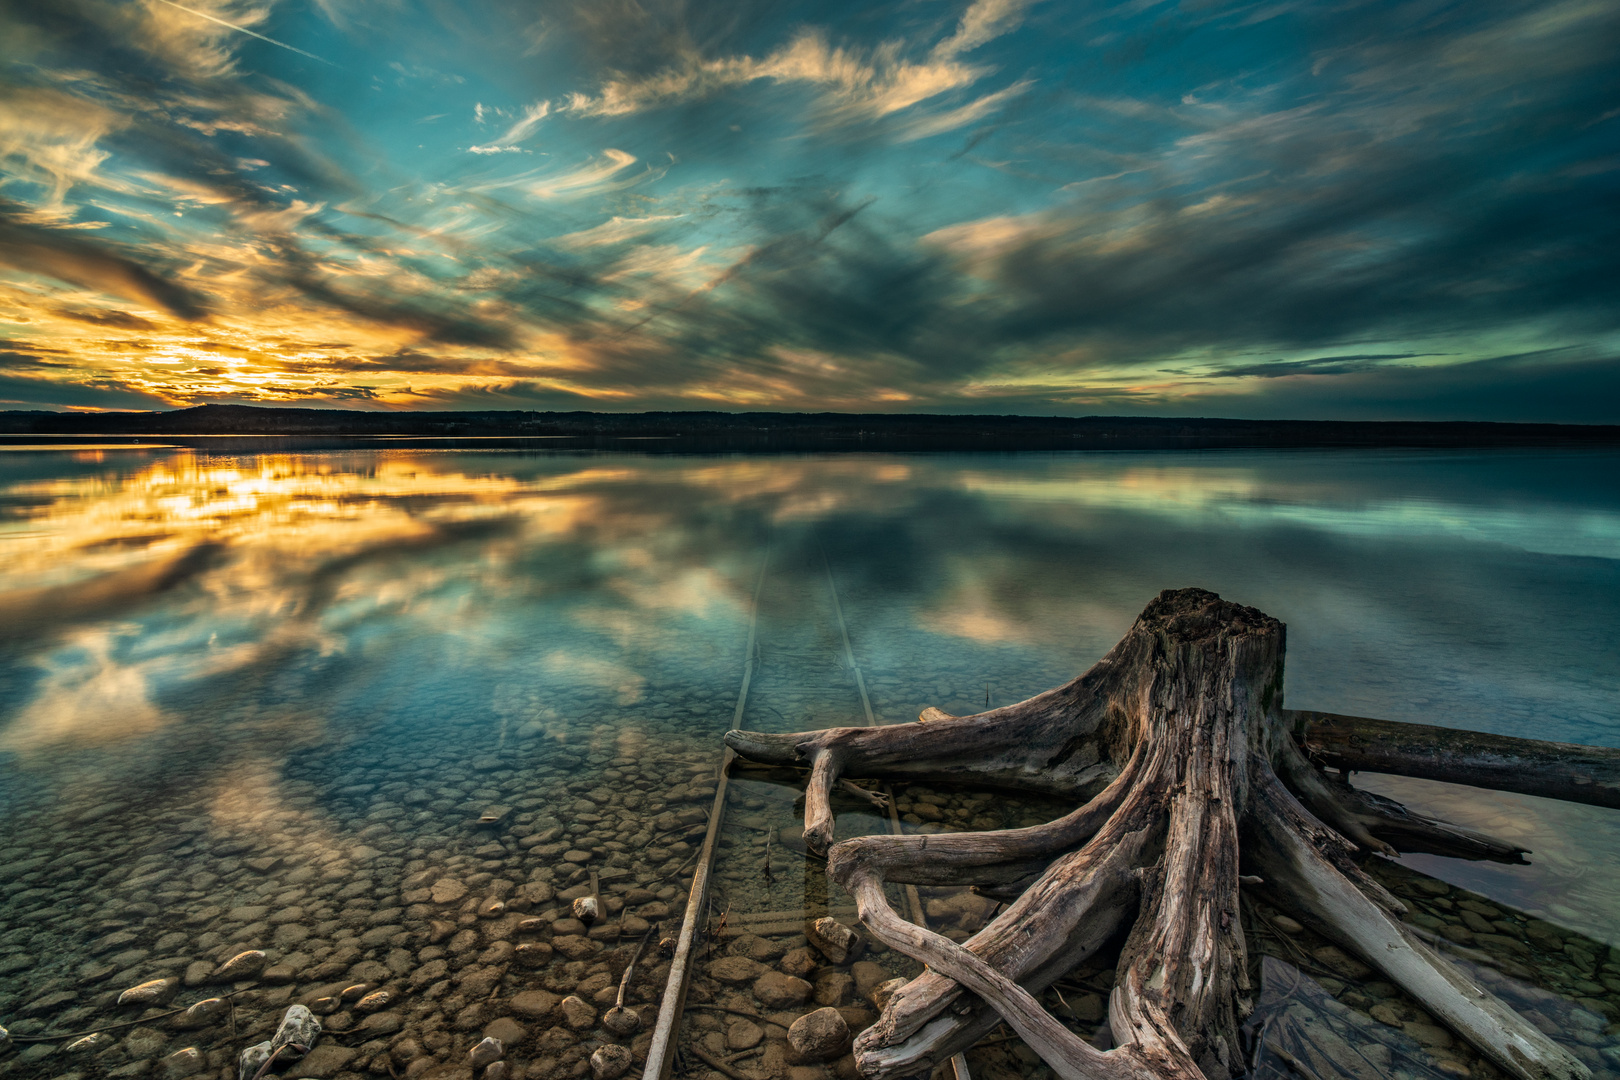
[590,1044,633,1080]
[559,995,596,1030]
[269,1004,322,1058]
[726,1019,764,1050]
[468,1037,504,1068]
[515,943,553,967]
[788,1007,850,1062]
[165,1047,206,1077]
[779,947,818,979]
[354,990,392,1013]
[238,1040,274,1080]
[213,950,268,982]
[173,997,227,1029]
[66,1033,114,1054]
[755,971,814,1008]
[431,879,468,904]
[806,918,863,965]
[508,990,559,1019]
[602,1005,640,1036]
[119,977,181,1007]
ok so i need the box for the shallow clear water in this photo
[0,446,1617,1080]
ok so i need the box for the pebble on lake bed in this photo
[559,995,597,1030]
[355,989,392,1013]
[172,997,227,1029]
[238,1040,274,1080]
[165,1047,206,1077]
[212,949,268,982]
[468,1036,504,1068]
[119,977,181,1006]
[602,1005,640,1036]
[269,1004,323,1058]
[66,1033,113,1054]
[788,1007,851,1062]
[590,1044,633,1080]
[806,917,864,965]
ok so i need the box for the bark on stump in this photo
[725,588,1603,1080]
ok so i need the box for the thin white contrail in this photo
[150,0,337,66]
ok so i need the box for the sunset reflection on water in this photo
[0,445,1617,941]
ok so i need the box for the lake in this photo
[1,445,1617,1080]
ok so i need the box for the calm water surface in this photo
[0,446,1616,1080]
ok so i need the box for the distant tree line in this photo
[2,403,1617,450]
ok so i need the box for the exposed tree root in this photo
[723,588,1599,1080]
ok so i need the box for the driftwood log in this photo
[724,588,1616,1080]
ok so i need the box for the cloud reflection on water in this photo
[0,446,1616,940]
[0,447,1614,760]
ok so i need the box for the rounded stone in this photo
[509,990,560,1020]
[431,879,469,905]
[515,943,554,967]
[119,978,181,1007]
[788,1007,850,1062]
[484,1017,529,1046]
[755,971,814,1009]
[172,997,227,1029]
[164,1047,206,1078]
[709,956,764,984]
[66,1033,114,1054]
[603,1006,640,1037]
[559,995,596,1031]
[590,1045,633,1080]
[726,1019,764,1050]
[469,1037,504,1068]
[213,950,267,981]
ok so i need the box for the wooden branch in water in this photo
[643,550,765,1080]
[641,749,735,1080]
[1290,709,1620,809]
[689,1042,764,1080]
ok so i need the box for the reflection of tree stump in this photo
[725,588,1606,1080]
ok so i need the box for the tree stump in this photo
[725,588,1604,1080]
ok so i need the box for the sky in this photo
[0,0,1617,419]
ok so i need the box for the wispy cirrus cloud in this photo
[554,214,684,249]
[560,0,1038,136]
[469,100,550,154]
[0,0,1615,418]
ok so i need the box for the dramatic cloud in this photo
[0,0,1615,417]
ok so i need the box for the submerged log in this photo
[724,588,1596,1080]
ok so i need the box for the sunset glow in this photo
[1,0,1616,419]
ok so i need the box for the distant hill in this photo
[2,404,1617,451]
